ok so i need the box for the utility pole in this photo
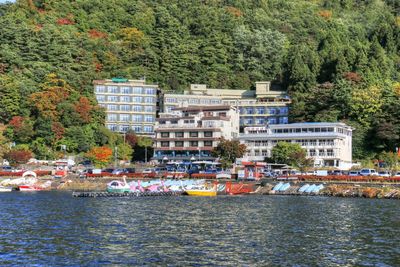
[145,146,148,163]
[115,146,118,167]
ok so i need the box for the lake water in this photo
[0,192,399,266]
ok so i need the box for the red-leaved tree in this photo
[4,149,33,166]
[85,146,113,168]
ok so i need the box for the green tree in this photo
[212,138,246,167]
[271,142,312,171]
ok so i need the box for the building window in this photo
[280,107,289,115]
[175,132,184,138]
[108,86,118,93]
[327,149,334,156]
[120,125,130,132]
[244,118,253,125]
[165,98,177,103]
[256,118,265,125]
[120,105,130,111]
[107,104,118,111]
[132,105,142,112]
[132,115,142,122]
[133,125,142,133]
[256,107,265,114]
[133,87,142,94]
[144,97,154,103]
[190,141,198,146]
[96,95,106,102]
[175,141,183,147]
[120,114,130,122]
[144,106,153,112]
[120,96,131,102]
[309,149,316,157]
[121,86,132,94]
[144,88,156,95]
[161,132,170,137]
[245,107,253,114]
[107,124,118,132]
[189,132,198,137]
[166,106,173,112]
[133,96,143,103]
[211,99,221,104]
[95,86,106,93]
[144,115,154,122]
[143,126,153,133]
[268,117,277,124]
[204,131,213,137]
[108,95,119,102]
[204,141,212,146]
[189,99,199,104]
[107,114,118,122]
[161,141,169,147]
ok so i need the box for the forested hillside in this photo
[0,0,399,161]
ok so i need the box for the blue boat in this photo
[279,183,291,191]
[304,184,316,193]
[312,184,324,193]
[298,184,310,193]
[273,182,284,191]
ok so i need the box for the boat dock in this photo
[72,191,183,198]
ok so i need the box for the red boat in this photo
[18,185,45,191]
[226,182,255,195]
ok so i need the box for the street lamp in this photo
[197,147,201,160]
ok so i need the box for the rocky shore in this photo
[255,183,400,199]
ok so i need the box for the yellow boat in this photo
[185,189,217,197]
[185,183,217,196]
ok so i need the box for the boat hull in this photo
[19,185,44,191]
[185,190,217,197]
[106,188,131,193]
[0,187,12,192]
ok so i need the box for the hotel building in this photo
[162,81,290,129]
[94,78,158,135]
[239,122,353,169]
[153,105,240,162]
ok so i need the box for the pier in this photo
[72,191,183,198]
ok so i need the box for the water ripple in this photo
[0,192,399,266]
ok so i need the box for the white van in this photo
[359,169,378,176]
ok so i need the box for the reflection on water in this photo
[0,192,399,266]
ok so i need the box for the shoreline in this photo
[2,177,400,200]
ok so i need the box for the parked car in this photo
[359,169,378,176]
[155,167,168,174]
[102,168,115,174]
[125,168,136,173]
[112,168,127,175]
[393,172,400,177]
[378,171,391,177]
[1,166,12,172]
[142,168,156,173]
[349,170,359,176]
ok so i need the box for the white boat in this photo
[0,186,12,192]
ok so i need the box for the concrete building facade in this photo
[153,105,240,162]
[94,78,158,135]
[162,82,291,129]
[239,122,353,169]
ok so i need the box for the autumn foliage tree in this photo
[4,148,33,166]
[85,146,113,168]
[74,97,92,123]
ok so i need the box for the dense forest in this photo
[0,0,399,162]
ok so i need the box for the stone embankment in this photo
[255,183,400,199]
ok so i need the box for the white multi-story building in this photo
[153,105,240,162]
[239,122,353,169]
[162,82,290,130]
[94,78,158,135]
